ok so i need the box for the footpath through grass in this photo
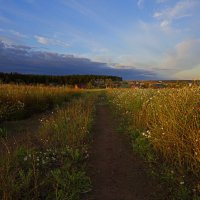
[107,87,200,199]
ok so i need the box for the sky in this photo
[0,0,200,80]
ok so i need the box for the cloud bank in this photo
[0,41,159,80]
[161,39,200,79]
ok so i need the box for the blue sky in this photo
[0,0,200,79]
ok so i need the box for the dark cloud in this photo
[0,41,160,80]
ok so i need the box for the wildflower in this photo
[24,156,28,161]
[85,154,89,159]
[180,181,184,185]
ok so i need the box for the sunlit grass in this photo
[0,84,81,121]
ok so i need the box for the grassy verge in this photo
[0,84,83,122]
[0,92,98,200]
[107,87,200,199]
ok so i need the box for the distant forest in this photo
[0,72,122,85]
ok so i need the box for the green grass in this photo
[0,92,98,200]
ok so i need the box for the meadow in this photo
[0,84,82,122]
[108,87,200,199]
[0,83,199,199]
[0,84,98,199]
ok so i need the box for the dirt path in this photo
[84,103,163,200]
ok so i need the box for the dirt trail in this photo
[84,103,163,200]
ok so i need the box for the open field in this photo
[0,84,199,199]
[0,84,98,199]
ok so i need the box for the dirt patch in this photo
[83,104,163,200]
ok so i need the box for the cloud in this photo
[153,0,196,31]
[161,39,200,72]
[173,65,200,79]
[35,35,49,45]
[0,28,28,40]
[0,40,160,80]
[34,35,70,47]
[9,30,28,38]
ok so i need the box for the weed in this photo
[108,87,200,199]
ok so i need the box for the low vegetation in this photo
[0,84,81,122]
[0,92,97,199]
[1,80,199,199]
[108,87,200,199]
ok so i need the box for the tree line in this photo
[0,72,122,86]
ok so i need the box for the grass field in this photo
[108,87,200,199]
[0,83,199,199]
[0,84,98,199]
[0,84,83,122]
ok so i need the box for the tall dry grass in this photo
[0,84,79,121]
[108,87,200,196]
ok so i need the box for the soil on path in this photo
[84,103,163,200]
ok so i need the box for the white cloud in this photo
[35,35,70,47]
[35,35,49,45]
[0,28,28,39]
[153,0,196,31]
[162,39,200,71]
[9,30,28,38]
[160,20,170,29]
